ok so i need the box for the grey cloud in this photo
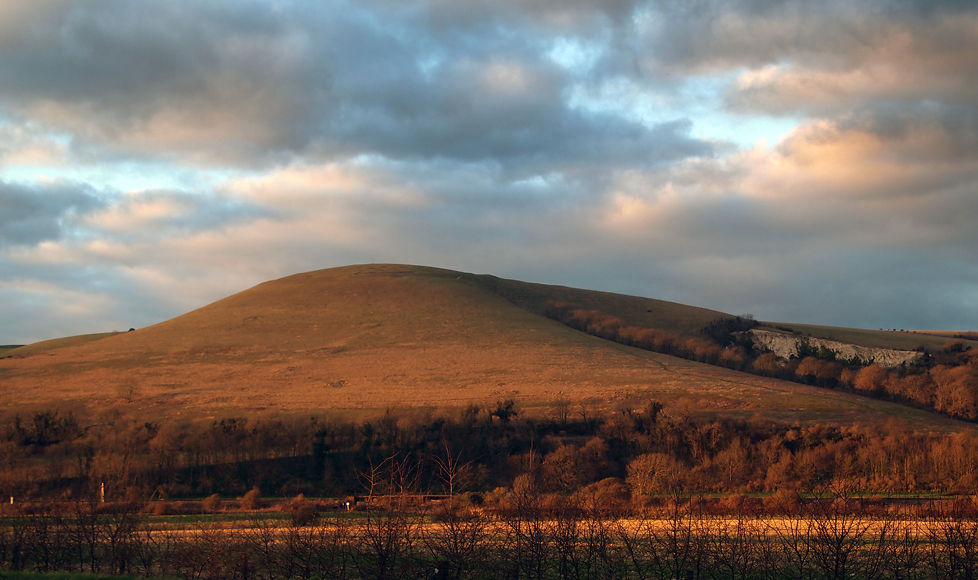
[638,0,977,70]
[92,190,279,240]
[716,9,978,119]
[375,0,641,33]
[770,110,978,218]
[829,104,978,164]
[0,180,273,251]
[3,0,974,166]
[0,258,180,344]
[0,1,713,171]
[0,180,103,247]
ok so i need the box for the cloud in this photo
[82,189,276,241]
[0,180,103,248]
[0,1,717,171]
[2,0,978,343]
[0,121,69,167]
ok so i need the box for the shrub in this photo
[202,493,223,513]
[241,487,263,510]
[288,493,318,526]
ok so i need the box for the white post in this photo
[100,482,105,503]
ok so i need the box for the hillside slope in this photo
[0,264,967,430]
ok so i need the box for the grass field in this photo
[765,322,978,351]
[0,264,971,432]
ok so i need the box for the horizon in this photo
[2,2,977,343]
[4,262,970,347]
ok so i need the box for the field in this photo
[765,322,978,351]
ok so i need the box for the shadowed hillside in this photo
[0,264,969,431]
[469,273,731,336]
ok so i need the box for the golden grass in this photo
[0,264,970,432]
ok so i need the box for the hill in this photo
[0,264,969,431]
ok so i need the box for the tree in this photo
[751,353,783,376]
[116,381,140,404]
[627,453,683,495]
[423,444,490,580]
[351,454,421,580]
[854,364,889,395]
[491,400,518,423]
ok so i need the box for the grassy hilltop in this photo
[0,264,969,431]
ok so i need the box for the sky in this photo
[2,0,978,344]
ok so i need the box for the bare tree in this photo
[807,488,892,580]
[926,501,978,580]
[424,442,490,579]
[498,473,554,580]
[765,494,814,580]
[282,518,350,580]
[351,453,422,580]
[619,494,705,580]
[116,380,140,403]
[703,502,765,580]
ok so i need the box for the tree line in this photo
[542,302,978,422]
[5,400,978,502]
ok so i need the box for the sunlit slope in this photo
[0,264,968,430]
